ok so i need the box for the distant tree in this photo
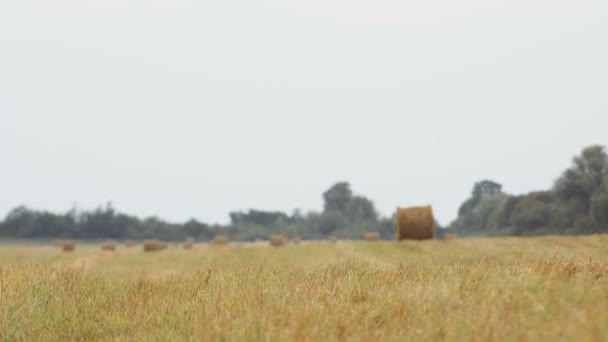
[346,196,378,222]
[590,181,608,227]
[554,145,608,209]
[472,180,503,198]
[229,209,289,227]
[317,210,347,235]
[323,182,353,213]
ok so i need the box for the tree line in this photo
[1,144,606,240]
[449,145,608,236]
[0,182,397,241]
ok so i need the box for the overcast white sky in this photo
[1,0,607,225]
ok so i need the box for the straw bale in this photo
[143,239,168,252]
[269,234,287,247]
[212,235,230,246]
[101,240,116,251]
[394,206,435,240]
[365,232,380,241]
[183,238,194,249]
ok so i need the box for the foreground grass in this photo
[1,236,607,341]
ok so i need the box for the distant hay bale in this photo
[60,240,76,252]
[292,236,301,244]
[444,233,458,240]
[183,238,194,249]
[269,234,287,247]
[143,239,168,252]
[329,236,337,244]
[124,240,136,248]
[101,240,116,251]
[212,235,230,246]
[394,205,435,241]
[365,232,380,241]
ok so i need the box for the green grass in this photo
[1,236,607,341]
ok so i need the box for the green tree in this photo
[346,196,378,222]
[554,145,608,210]
[472,180,503,198]
[323,182,352,213]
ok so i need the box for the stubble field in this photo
[1,235,607,341]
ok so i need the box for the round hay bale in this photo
[212,235,230,246]
[365,232,380,241]
[269,234,287,247]
[124,240,136,248]
[101,240,116,251]
[292,236,301,244]
[329,236,337,244]
[61,240,76,252]
[143,239,168,252]
[183,238,194,249]
[444,233,458,240]
[394,205,435,241]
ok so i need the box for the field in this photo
[1,236,607,341]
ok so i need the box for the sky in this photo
[1,0,607,225]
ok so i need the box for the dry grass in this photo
[143,239,168,252]
[1,235,608,341]
[269,234,287,247]
[101,240,116,251]
[365,232,380,241]
[394,206,435,240]
[212,235,230,246]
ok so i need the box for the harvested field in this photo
[1,235,607,341]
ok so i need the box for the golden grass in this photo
[2,235,608,340]
[365,232,380,241]
[394,206,435,240]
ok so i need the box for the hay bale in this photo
[329,236,337,244]
[394,205,435,240]
[365,232,380,241]
[124,240,136,248]
[444,233,458,240]
[269,234,287,247]
[60,240,76,252]
[101,240,116,251]
[183,238,194,249]
[292,236,301,244]
[212,235,230,246]
[143,239,168,252]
